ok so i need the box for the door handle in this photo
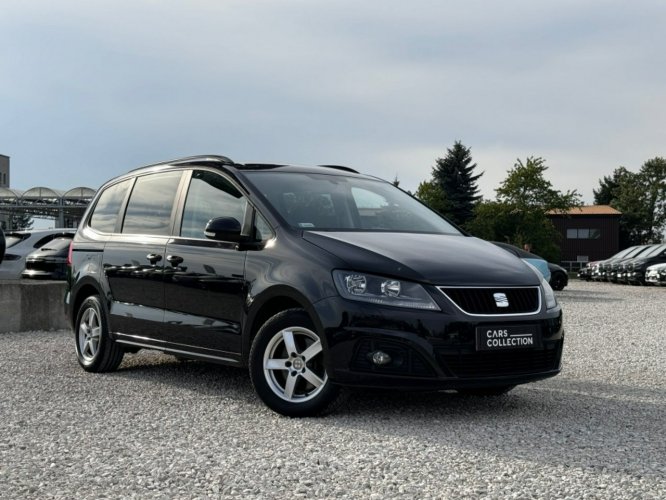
[167,255,184,266]
[146,253,162,264]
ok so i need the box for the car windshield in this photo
[244,171,461,234]
[611,246,637,260]
[627,246,653,259]
[642,244,666,258]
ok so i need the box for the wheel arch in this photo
[69,279,106,330]
[243,285,325,363]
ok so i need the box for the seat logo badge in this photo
[493,293,509,308]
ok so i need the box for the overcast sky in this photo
[1,0,665,204]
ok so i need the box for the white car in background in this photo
[645,263,666,286]
[0,229,75,280]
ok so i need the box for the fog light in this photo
[371,351,392,366]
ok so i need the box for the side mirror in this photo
[204,217,247,242]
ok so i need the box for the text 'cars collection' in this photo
[64,155,564,416]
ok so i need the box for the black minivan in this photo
[67,155,563,416]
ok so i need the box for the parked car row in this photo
[578,243,666,286]
[0,229,75,280]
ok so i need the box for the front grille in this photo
[438,287,540,315]
[437,343,561,378]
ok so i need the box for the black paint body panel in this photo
[67,158,563,390]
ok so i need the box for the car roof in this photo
[95,155,374,197]
[126,155,362,178]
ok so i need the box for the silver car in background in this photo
[0,229,74,280]
[645,263,666,286]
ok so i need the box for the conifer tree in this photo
[432,141,483,227]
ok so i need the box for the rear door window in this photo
[122,172,182,236]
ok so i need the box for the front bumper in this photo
[313,295,564,390]
[626,270,646,284]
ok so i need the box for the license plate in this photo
[476,325,541,351]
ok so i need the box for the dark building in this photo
[548,205,622,270]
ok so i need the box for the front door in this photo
[162,170,249,358]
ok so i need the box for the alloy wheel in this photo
[78,306,101,363]
[263,326,328,403]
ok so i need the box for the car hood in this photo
[634,256,666,267]
[302,232,540,286]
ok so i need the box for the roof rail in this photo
[132,155,236,172]
[170,155,235,166]
[317,164,359,174]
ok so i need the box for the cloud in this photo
[0,0,664,202]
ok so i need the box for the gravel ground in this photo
[0,280,665,499]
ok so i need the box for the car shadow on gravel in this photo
[328,378,665,479]
[109,351,665,418]
[108,352,254,401]
[101,351,664,479]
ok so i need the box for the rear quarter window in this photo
[89,179,132,233]
[32,233,73,249]
[5,235,27,249]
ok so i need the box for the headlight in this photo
[541,277,557,310]
[332,270,440,311]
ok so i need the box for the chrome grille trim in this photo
[437,286,542,317]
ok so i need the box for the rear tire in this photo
[74,295,124,372]
[249,309,339,417]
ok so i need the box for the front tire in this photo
[75,295,124,372]
[550,272,567,291]
[249,309,339,417]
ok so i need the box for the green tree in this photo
[609,158,666,245]
[593,168,626,205]
[8,212,33,230]
[415,179,448,215]
[466,201,511,240]
[496,157,580,213]
[468,156,581,262]
[431,141,483,227]
[638,157,666,242]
